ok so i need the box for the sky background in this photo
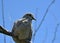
[0,0,60,43]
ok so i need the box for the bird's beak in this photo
[33,17,36,20]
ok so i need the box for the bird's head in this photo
[23,13,36,20]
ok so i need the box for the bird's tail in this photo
[0,26,13,36]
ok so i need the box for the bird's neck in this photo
[27,18,32,23]
[23,18,32,23]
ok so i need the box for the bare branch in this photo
[51,24,60,43]
[35,0,55,36]
[33,0,55,42]
[1,0,6,43]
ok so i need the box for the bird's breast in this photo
[15,22,31,40]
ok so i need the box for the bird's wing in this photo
[28,28,32,41]
[12,18,25,35]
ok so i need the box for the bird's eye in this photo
[28,14,32,17]
[29,14,31,16]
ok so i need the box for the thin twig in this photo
[51,24,60,43]
[33,0,55,42]
[35,0,55,36]
[1,0,6,43]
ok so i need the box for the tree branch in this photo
[52,24,60,43]
[33,0,55,43]
[34,0,55,36]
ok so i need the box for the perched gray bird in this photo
[12,13,36,43]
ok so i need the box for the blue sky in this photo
[0,0,60,43]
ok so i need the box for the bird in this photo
[11,13,36,43]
